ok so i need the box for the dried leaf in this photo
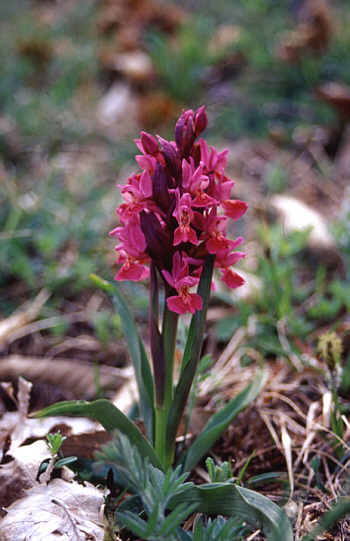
[0,409,100,457]
[97,82,137,127]
[60,431,112,460]
[0,289,49,350]
[281,422,294,498]
[270,194,340,266]
[275,0,333,63]
[102,51,154,84]
[0,440,50,513]
[17,376,32,418]
[0,355,127,398]
[316,82,350,118]
[0,478,106,540]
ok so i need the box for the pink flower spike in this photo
[221,199,248,221]
[162,269,175,289]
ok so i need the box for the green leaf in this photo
[90,274,155,443]
[181,369,267,472]
[158,502,197,537]
[116,510,149,539]
[168,482,293,541]
[31,399,164,471]
[54,456,77,468]
[165,255,215,462]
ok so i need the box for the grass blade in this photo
[90,274,155,443]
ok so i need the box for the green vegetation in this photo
[1,1,349,539]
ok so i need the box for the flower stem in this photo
[154,300,178,465]
[162,304,179,411]
[155,405,167,464]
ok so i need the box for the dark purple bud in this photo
[193,106,207,135]
[152,163,170,210]
[190,142,201,167]
[140,211,173,270]
[174,109,193,152]
[157,136,182,182]
[140,131,160,156]
[181,117,196,159]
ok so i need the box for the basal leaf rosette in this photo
[110,106,248,314]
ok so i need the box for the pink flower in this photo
[117,171,154,222]
[208,171,234,203]
[162,253,203,315]
[173,190,198,246]
[135,154,157,173]
[115,258,150,281]
[182,159,216,207]
[166,291,202,314]
[215,246,245,290]
[215,248,245,268]
[199,139,228,174]
[220,268,245,289]
[202,207,235,255]
[134,132,165,173]
[221,199,248,221]
[113,220,150,281]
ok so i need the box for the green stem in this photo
[154,298,178,465]
[162,304,179,411]
[155,405,167,464]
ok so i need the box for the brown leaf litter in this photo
[188,355,350,539]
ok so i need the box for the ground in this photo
[0,1,349,540]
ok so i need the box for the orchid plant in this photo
[109,105,248,468]
[33,107,293,541]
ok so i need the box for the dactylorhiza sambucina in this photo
[110,106,248,315]
[34,107,272,476]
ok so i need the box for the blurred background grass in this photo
[0,0,349,378]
